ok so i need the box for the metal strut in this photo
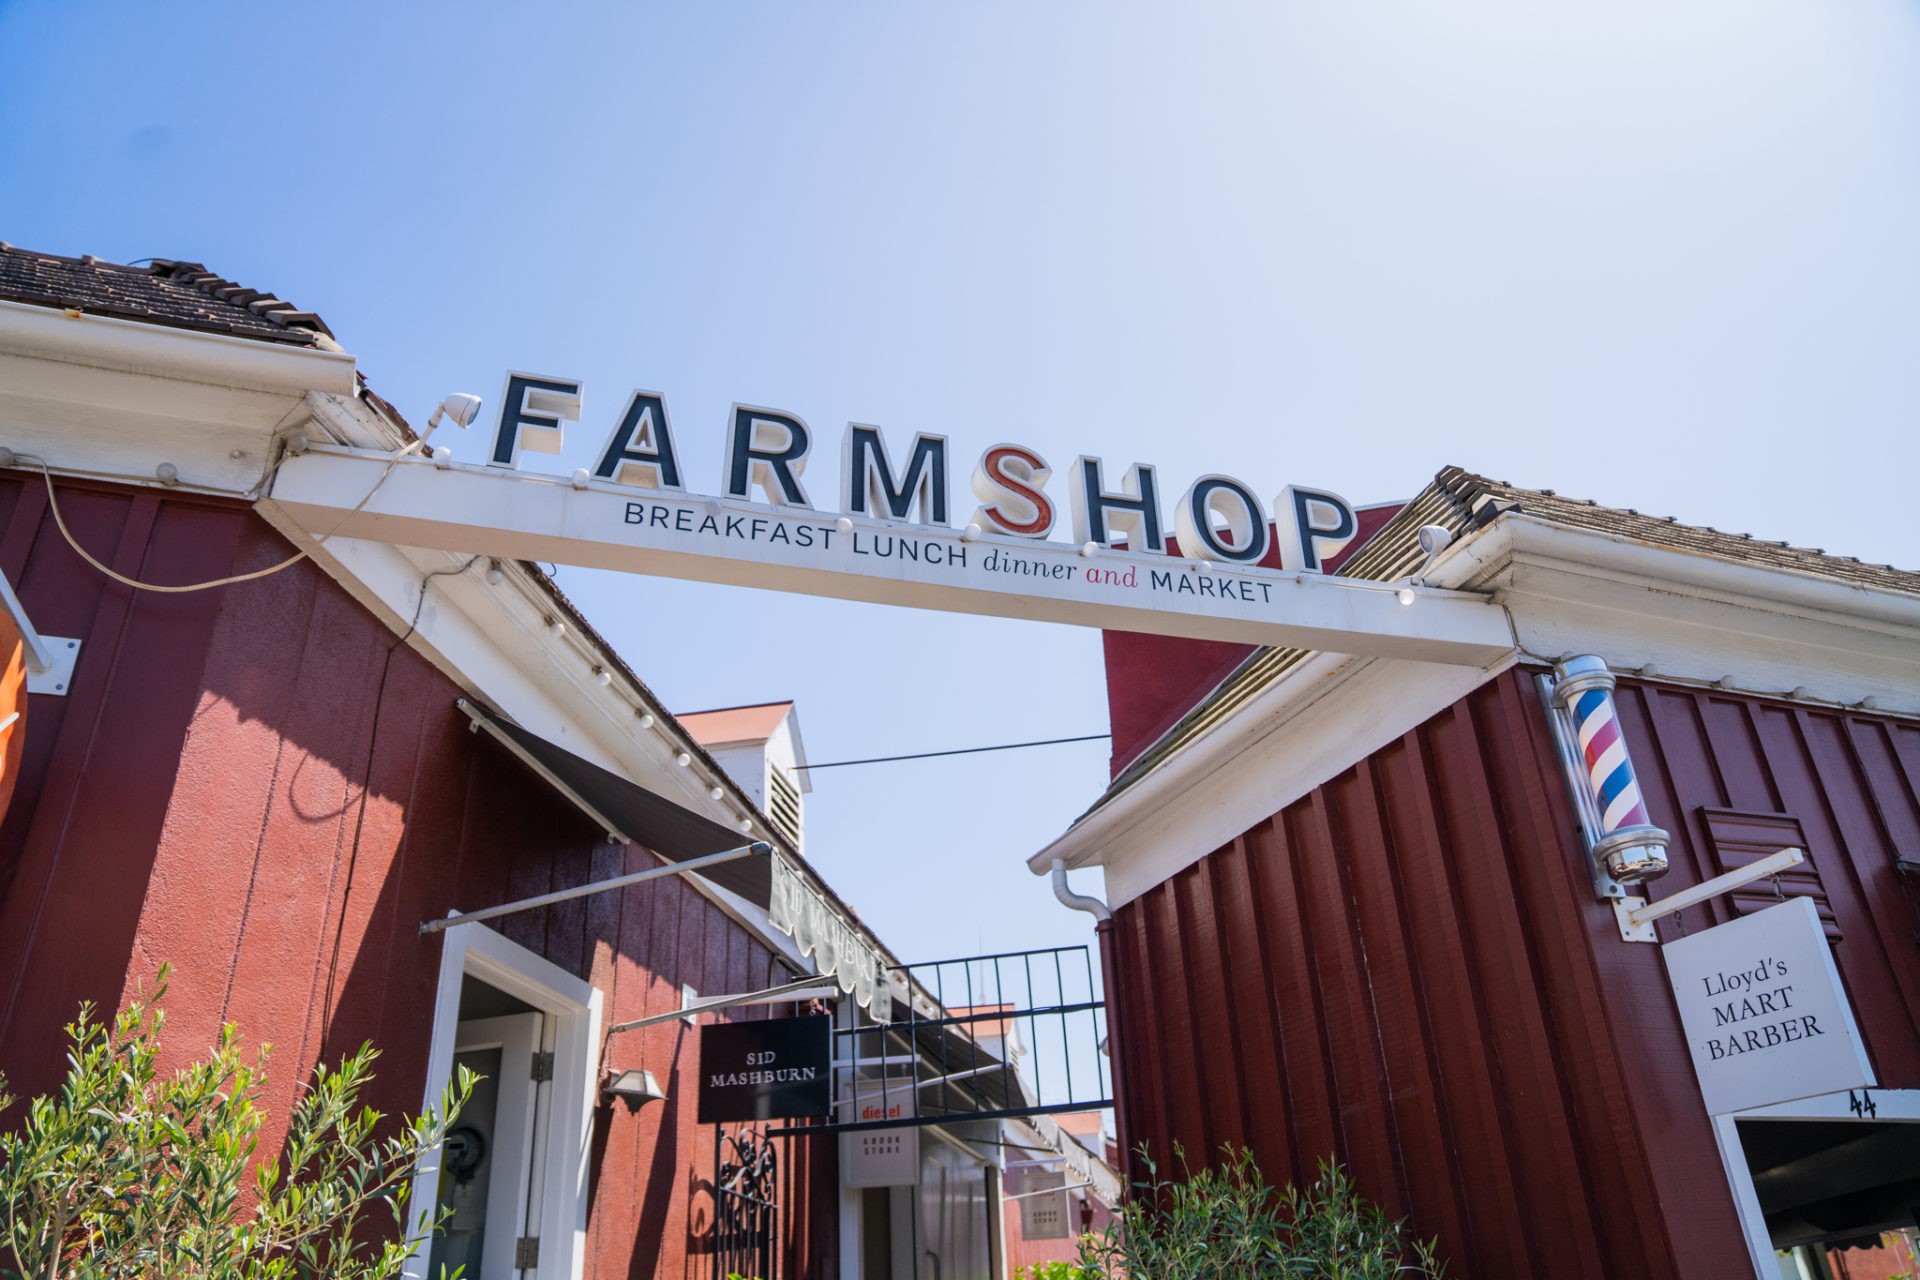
[420,842,768,934]
[1614,847,1805,943]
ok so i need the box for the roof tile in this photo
[0,243,330,345]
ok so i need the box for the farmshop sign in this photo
[261,374,1515,665]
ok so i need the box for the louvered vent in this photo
[767,766,803,848]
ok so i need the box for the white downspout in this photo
[1050,858,1111,922]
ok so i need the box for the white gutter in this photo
[0,298,356,395]
[1051,859,1111,922]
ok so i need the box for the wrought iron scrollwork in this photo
[714,1125,780,1280]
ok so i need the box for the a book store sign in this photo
[1663,897,1874,1116]
[696,1015,832,1124]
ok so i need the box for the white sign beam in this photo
[261,449,1514,666]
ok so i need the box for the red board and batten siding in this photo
[1104,667,1920,1280]
[0,472,835,1278]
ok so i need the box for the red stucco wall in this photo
[0,470,836,1277]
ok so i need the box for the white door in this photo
[427,1013,544,1280]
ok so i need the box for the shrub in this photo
[0,965,474,1280]
[1015,1262,1099,1280]
[1074,1145,1450,1279]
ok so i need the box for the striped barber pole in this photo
[1547,655,1670,885]
[1570,686,1653,834]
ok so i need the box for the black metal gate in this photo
[713,1123,780,1280]
[771,944,1111,1140]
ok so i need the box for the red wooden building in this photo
[0,244,1117,1280]
[1043,469,1920,1279]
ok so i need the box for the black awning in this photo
[457,698,772,906]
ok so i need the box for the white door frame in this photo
[406,921,604,1280]
[1712,1087,1919,1279]
[447,1012,543,1280]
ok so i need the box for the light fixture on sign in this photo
[602,1067,667,1113]
[427,393,484,432]
[675,751,691,767]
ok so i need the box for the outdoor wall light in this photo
[602,1067,667,1112]
[427,393,484,432]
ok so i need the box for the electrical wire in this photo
[795,733,1110,771]
[393,555,483,649]
[16,433,428,594]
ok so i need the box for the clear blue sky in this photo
[3,1,1916,979]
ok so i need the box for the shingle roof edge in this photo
[1074,464,1919,823]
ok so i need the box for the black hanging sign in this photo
[697,1014,833,1123]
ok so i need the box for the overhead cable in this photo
[796,733,1110,771]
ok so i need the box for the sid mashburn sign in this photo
[1662,896,1874,1116]
[697,1014,833,1124]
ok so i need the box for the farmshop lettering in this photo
[504,373,1366,572]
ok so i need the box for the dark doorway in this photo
[1736,1117,1920,1251]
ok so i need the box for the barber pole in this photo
[1547,655,1671,884]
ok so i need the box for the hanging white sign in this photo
[1018,1169,1072,1240]
[1661,896,1874,1116]
[839,1079,919,1188]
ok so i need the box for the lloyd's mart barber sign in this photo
[263,374,1515,665]
[1663,896,1874,1116]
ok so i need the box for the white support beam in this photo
[604,974,832,1034]
[261,448,1516,665]
[1614,848,1806,942]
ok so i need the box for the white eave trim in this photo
[1026,650,1499,899]
[0,298,356,396]
[1031,515,1920,893]
[1501,516,1920,639]
[1027,522,1519,879]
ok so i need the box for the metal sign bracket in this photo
[24,635,79,697]
[1613,847,1805,943]
[0,565,80,697]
